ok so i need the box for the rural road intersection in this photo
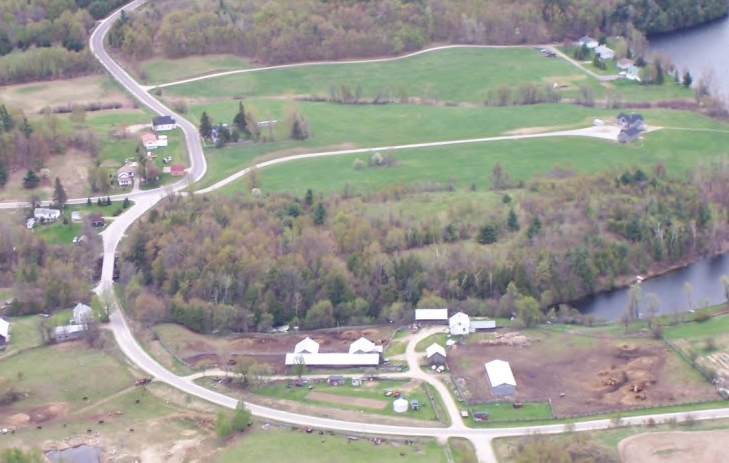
[0,2,725,461]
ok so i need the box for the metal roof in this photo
[54,325,85,335]
[294,337,320,354]
[349,337,383,354]
[485,359,516,387]
[285,353,380,366]
[0,317,9,338]
[470,320,496,330]
[425,343,446,358]
[415,308,448,321]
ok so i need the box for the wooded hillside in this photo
[107,0,729,66]
[121,162,729,333]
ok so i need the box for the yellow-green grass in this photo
[0,316,42,359]
[386,341,408,357]
[217,425,448,463]
[0,75,130,114]
[469,401,554,424]
[663,312,729,341]
[162,47,587,102]
[140,54,251,85]
[448,437,477,463]
[0,340,134,409]
[33,220,83,245]
[415,333,450,353]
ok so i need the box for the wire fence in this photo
[422,382,441,422]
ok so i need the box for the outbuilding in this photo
[54,324,85,343]
[449,312,470,335]
[425,343,447,367]
[470,320,496,332]
[415,308,448,323]
[328,375,345,386]
[484,359,516,396]
[393,397,408,413]
[284,353,380,367]
[294,337,319,354]
[0,317,10,349]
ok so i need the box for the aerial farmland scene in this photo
[2,0,729,462]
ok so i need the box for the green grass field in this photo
[217,425,448,463]
[33,220,82,245]
[386,341,408,357]
[141,54,251,85]
[663,313,729,340]
[469,401,554,423]
[163,47,585,102]
[0,316,42,359]
[415,333,450,353]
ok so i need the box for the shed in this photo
[294,337,319,354]
[411,399,419,410]
[349,337,383,354]
[88,214,105,228]
[415,308,448,323]
[170,164,186,177]
[0,317,9,348]
[393,397,408,413]
[470,320,496,332]
[328,375,345,386]
[73,303,93,325]
[71,211,83,222]
[485,360,516,396]
[595,45,614,60]
[425,343,447,366]
[54,324,85,343]
[617,58,634,70]
[449,312,470,335]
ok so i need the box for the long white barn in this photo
[285,353,380,366]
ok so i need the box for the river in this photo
[577,16,729,320]
[648,15,729,96]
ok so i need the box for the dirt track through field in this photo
[307,391,388,409]
[619,430,729,463]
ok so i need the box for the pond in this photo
[46,445,103,463]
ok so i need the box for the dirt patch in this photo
[0,149,94,201]
[1,402,69,427]
[307,391,388,409]
[449,332,716,417]
[125,123,151,135]
[619,430,729,463]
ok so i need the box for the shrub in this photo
[694,308,711,322]
[353,159,364,170]
[646,417,656,427]
[681,414,696,427]
[705,337,717,351]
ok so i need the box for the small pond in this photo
[46,445,103,463]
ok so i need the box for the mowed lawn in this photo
[216,127,729,196]
[163,47,586,102]
[140,54,251,85]
[469,401,554,423]
[216,426,448,463]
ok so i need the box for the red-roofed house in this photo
[141,133,158,150]
[170,164,186,177]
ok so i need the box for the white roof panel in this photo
[0,317,9,338]
[485,359,516,387]
[425,343,446,358]
[415,308,448,321]
[285,353,380,366]
[349,337,383,354]
[294,337,320,354]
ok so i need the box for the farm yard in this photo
[448,329,717,418]
[663,313,729,381]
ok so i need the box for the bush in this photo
[112,207,123,217]
[681,414,696,427]
[694,308,711,322]
[705,337,717,351]
[646,417,656,427]
[353,159,364,170]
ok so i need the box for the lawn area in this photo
[415,333,451,353]
[0,315,42,359]
[0,340,134,409]
[32,219,82,245]
[216,425,448,463]
[663,313,729,341]
[163,47,586,102]
[469,401,554,424]
[386,341,408,357]
[448,438,477,463]
[251,379,441,421]
[140,54,251,85]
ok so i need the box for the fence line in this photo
[662,337,716,382]
[422,382,441,422]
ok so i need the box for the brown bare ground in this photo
[619,430,729,463]
[307,391,388,409]
[2,402,69,426]
[449,332,716,417]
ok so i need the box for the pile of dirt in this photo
[478,332,532,347]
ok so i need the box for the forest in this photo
[105,0,729,66]
[119,160,729,334]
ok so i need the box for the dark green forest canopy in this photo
[120,163,729,334]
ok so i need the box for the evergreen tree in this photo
[87,197,92,206]
[655,62,664,85]
[304,188,314,207]
[123,197,130,209]
[52,177,67,208]
[106,196,111,206]
[313,202,327,225]
[199,111,212,139]
[683,71,693,88]
[0,104,14,133]
[233,102,249,137]
[19,118,33,138]
[527,216,543,239]
[507,208,520,232]
[0,161,7,187]
[97,197,102,206]
[477,224,498,244]
[673,70,680,84]
[22,169,39,189]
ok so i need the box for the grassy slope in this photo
[141,54,252,85]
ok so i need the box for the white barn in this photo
[34,208,60,221]
[285,353,380,366]
[449,312,470,335]
[485,359,516,396]
[294,337,319,354]
[349,337,383,354]
[415,308,448,323]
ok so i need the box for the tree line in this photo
[118,160,729,334]
[107,0,729,66]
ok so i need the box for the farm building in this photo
[34,208,61,221]
[284,353,380,367]
[54,324,85,343]
[470,320,496,332]
[484,359,517,396]
[71,211,83,222]
[426,343,447,366]
[415,308,448,323]
[449,312,470,335]
[0,317,9,349]
[73,303,93,325]
[349,337,383,354]
[328,375,345,385]
[141,133,158,150]
[294,337,320,354]
[152,115,176,132]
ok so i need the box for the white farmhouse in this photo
[349,337,383,354]
[34,208,61,221]
[449,312,470,336]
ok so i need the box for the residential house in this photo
[71,211,83,222]
[618,127,643,143]
[54,324,85,343]
[156,135,168,147]
[595,45,614,60]
[170,164,186,177]
[349,337,383,354]
[425,343,447,367]
[449,312,470,336]
[34,208,61,221]
[141,133,158,150]
[88,214,105,228]
[328,375,345,386]
[414,308,449,324]
[26,218,36,229]
[294,337,320,354]
[625,65,641,82]
[117,164,135,188]
[484,360,516,395]
[578,36,599,49]
[73,303,93,325]
[152,115,176,132]
[0,317,9,349]
[617,58,634,70]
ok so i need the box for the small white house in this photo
[141,133,158,150]
[117,165,135,188]
[152,115,176,132]
[72,303,93,325]
[156,135,168,147]
[294,337,320,354]
[349,337,383,354]
[449,312,470,336]
[595,45,614,60]
[34,208,61,221]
